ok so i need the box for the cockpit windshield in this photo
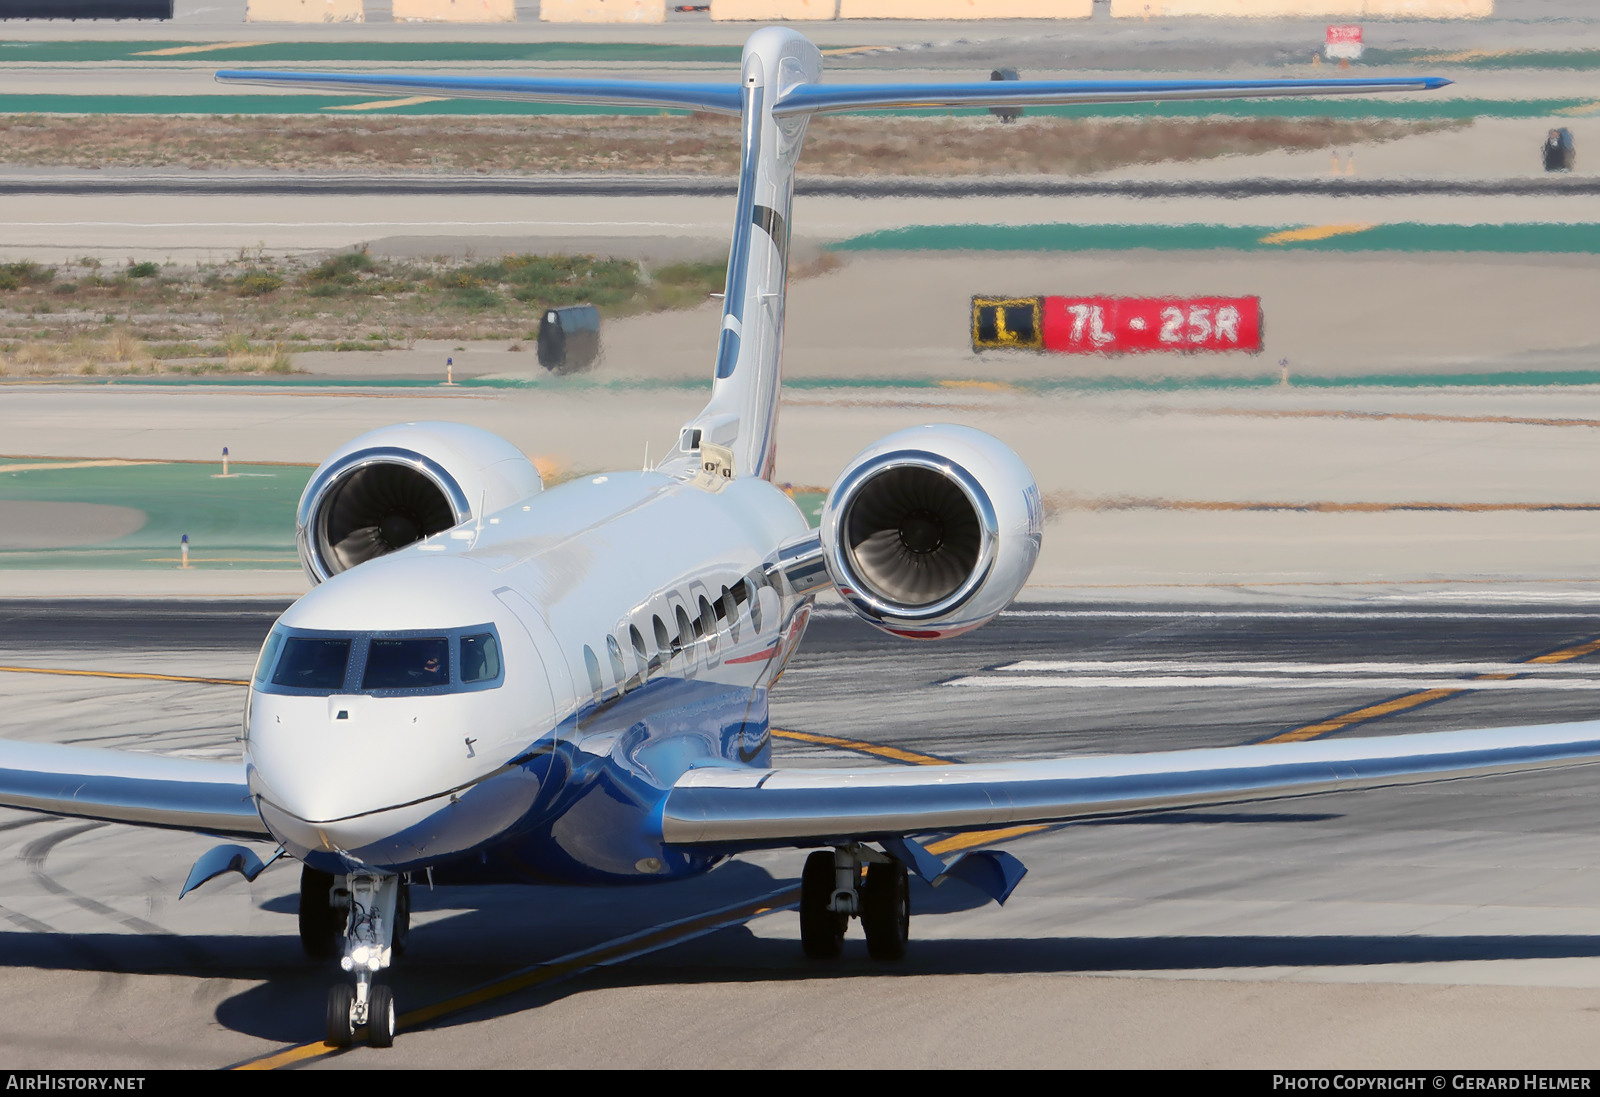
[272,637,352,691]
[362,637,449,691]
[252,624,503,696]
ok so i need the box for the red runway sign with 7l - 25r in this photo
[972,296,1262,355]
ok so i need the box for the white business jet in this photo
[6,29,1592,1049]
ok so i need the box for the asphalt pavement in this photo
[4,600,1600,1067]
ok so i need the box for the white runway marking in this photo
[808,607,1600,621]
[944,675,1600,690]
[1001,659,1600,675]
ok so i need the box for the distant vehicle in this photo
[1545,127,1576,172]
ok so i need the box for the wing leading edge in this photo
[0,738,267,839]
[661,720,1600,851]
[214,71,746,115]
[770,76,1452,117]
[213,72,1447,119]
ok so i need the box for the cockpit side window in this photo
[362,637,449,691]
[461,633,501,684]
[272,637,352,691]
[254,627,288,684]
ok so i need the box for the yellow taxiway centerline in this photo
[0,665,248,687]
[233,888,804,1069]
[132,41,263,57]
[1263,634,1600,744]
[324,96,445,112]
[1259,223,1374,246]
[770,728,950,766]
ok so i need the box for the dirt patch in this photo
[0,253,728,376]
[0,500,145,548]
[0,114,1461,176]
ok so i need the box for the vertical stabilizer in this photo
[672,27,820,483]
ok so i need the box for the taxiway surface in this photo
[2,600,1600,1067]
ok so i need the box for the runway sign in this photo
[973,296,1261,355]
[971,297,1043,350]
[1325,24,1364,61]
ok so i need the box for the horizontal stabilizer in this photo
[771,76,1451,117]
[0,738,267,838]
[215,70,744,116]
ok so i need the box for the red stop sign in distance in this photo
[1039,296,1262,354]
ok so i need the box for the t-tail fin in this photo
[217,32,1447,484]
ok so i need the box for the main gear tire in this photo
[861,860,910,961]
[799,850,846,960]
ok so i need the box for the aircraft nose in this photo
[246,684,553,867]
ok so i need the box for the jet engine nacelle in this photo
[801,424,1043,640]
[297,421,542,585]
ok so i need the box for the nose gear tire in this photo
[325,984,355,1048]
[368,985,397,1048]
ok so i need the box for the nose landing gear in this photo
[798,845,909,961]
[299,866,409,1048]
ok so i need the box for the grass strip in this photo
[831,221,1600,254]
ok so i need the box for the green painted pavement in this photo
[0,40,744,63]
[0,93,1580,119]
[832,222,1600,255]
[1365,47,1600,71]
[0,459,302,569]
[0,458,826,569]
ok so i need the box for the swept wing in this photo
[0,738,266,838]
[661,720,1600,851]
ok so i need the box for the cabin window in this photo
[653,614,670,653]
[675,605,694,652]
[606,634,628,687]
[362,637,449,691]
[698,596,718,653]
[721,585,740,644]
[583,644,604,702]
[272,637,352,691]
[460,633,501,684]
[630,624,650,679]
[747,578,764,634]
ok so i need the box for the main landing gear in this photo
[299,865,410,1049]
[799,845,909,961]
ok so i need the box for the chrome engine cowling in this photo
[815,424,1043,639]
[297,422,542,584]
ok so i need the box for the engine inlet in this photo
[842,465,982,607]
[315,463,457,575]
